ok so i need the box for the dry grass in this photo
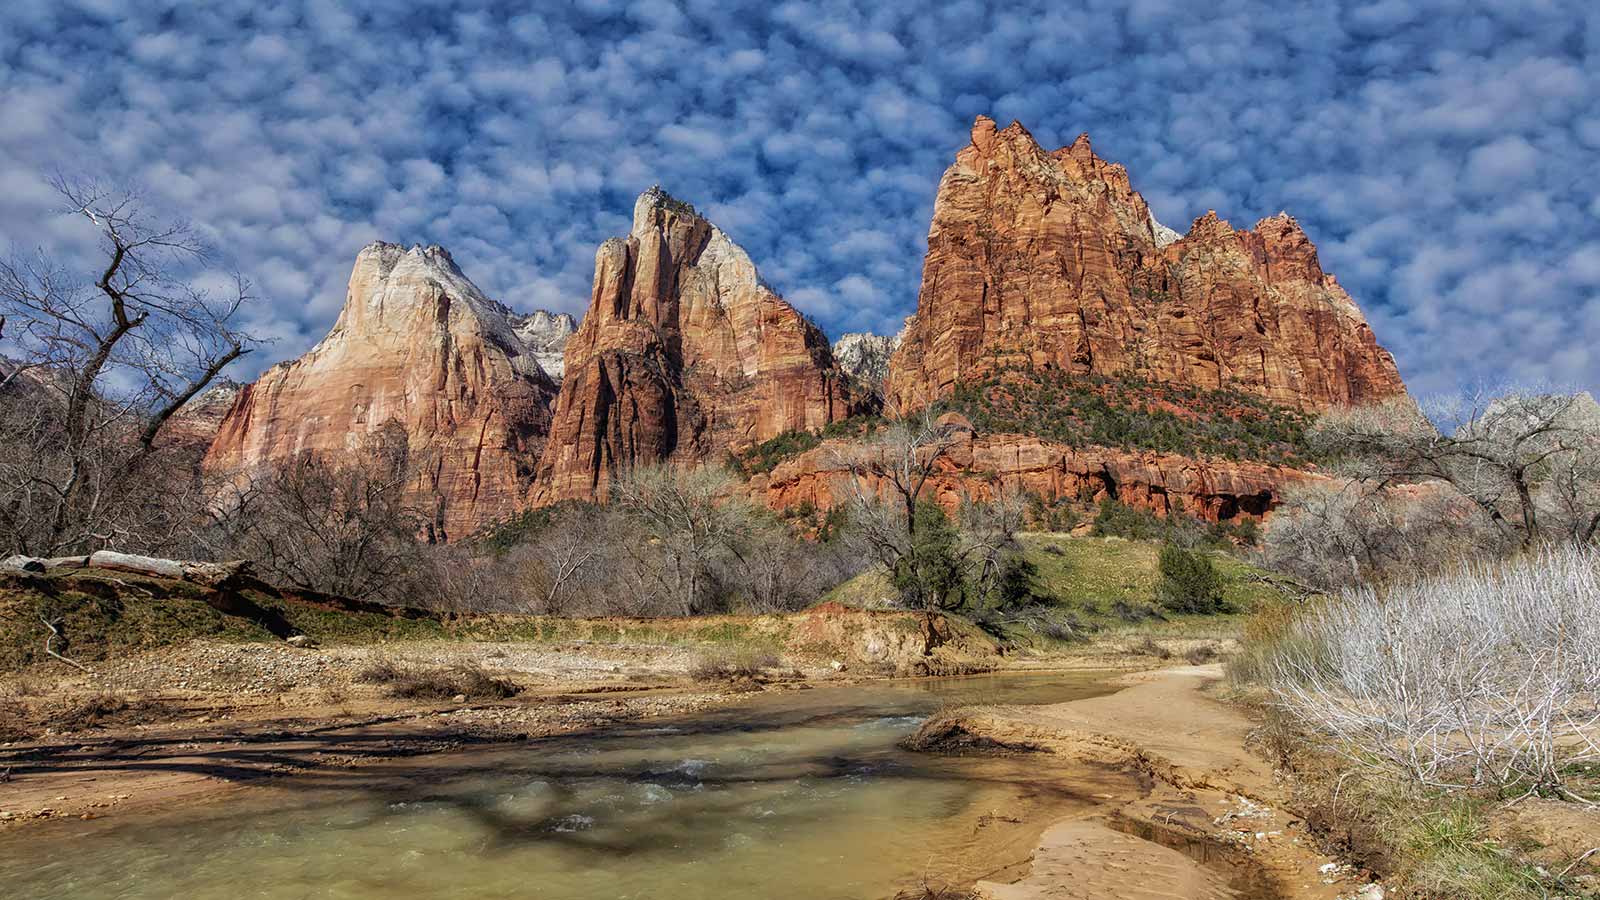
[688,647,781,683]
[355,659,520,701]
[1124,636,1172,660]
[50,693,183,731]
[1184,642,1220,665]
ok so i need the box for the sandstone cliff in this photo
[832,331,901,391]
[512,310,576,380]
[534,188,870,503]
[750,428,1315,525]
[886,117,1408,413]
[205,243,559,540]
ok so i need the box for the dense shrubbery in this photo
[728,414,884,476]
[946,367,1313,464]
[429,465,869,617]
[1089,498,1257,549]
[1154,543,1226,614]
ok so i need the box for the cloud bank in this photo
[1,1,1596,397]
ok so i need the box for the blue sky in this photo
[2,1,1597,397]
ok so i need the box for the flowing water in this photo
[0,672,1133,900]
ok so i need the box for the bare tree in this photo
[0,177,257,554]
[832,409,973,612]
[211,423,424,602]
[958,487,1029,605]
[527,504,605,613]
[1314,389,1600,549]
[1264,479,1502,588]
[836,409,966,538]
[611,464,747,615]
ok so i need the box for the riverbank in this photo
[910,665,1381,900]
[0,630,1191,831]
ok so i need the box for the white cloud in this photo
[0,0,1592,395]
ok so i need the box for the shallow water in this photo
[0,672,1123,900]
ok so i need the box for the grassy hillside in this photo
[0,566,1002,675]
[824,531,1288,645]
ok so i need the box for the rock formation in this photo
[831,331,901,391]
[886,116,1408,414]
[205,242,559,540]
[534,188,871,503]
[162,379,244,452]
[512,310,576,380]
[750,429,1315,524]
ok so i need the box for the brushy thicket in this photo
[947,366,1314,464]
[726,414,884,476]
[431,465,870,618]
[1089,497,1259,549]
[355,659,521,701]
[1259,545,1600,798]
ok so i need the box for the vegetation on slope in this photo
[824,529,1286,648]
[726,414,884,476]
[946,366,1315,464]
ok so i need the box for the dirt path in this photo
[921,665,1380,900]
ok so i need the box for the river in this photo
[0,671,1133,900]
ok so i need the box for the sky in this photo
[1,1,1597,398]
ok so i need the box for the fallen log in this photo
[85,551,254,588]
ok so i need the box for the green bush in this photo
[994,552,1045,609]
[1155,542,1226,614]
[892,501,965,610]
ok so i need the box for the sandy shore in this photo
[914,665,1382,900]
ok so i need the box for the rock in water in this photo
[885,116,1410,413]
[533,187,872,503]
[205,242,560,540]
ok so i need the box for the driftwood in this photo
[84,551,253,588]
[2,551,251,587]
[39,614,90,672]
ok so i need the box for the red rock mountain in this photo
[533,188,870,503]
[886,116,1408,413]
[752,430,1316,524]
[204,243,558,540]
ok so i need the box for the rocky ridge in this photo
[512,310,577,380]
[886,116,1408,414]
[749,426,1312,524]
[831,331,902,390]
[532,187,871,503]
[199,120,1411,533]
[204,242,559,540]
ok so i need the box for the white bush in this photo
[1271,544,1600,797]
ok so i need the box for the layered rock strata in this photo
[750,428,1314,524]
[205,243,558,539]
[533,188,870,503]
[886,116,1408,413]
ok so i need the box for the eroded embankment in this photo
[907,666,1380,900]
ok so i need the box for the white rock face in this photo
[832,331,901,386]
[512,309,577,380]
[1149,210,1182,248]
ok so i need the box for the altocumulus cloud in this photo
[1,0,1597,396]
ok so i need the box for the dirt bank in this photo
[909,666,1381,900]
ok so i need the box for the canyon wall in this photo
[533,188,871,503]
[205,243,558,540]
[885,116,1408,414]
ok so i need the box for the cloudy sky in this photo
[2,1,1597,396]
